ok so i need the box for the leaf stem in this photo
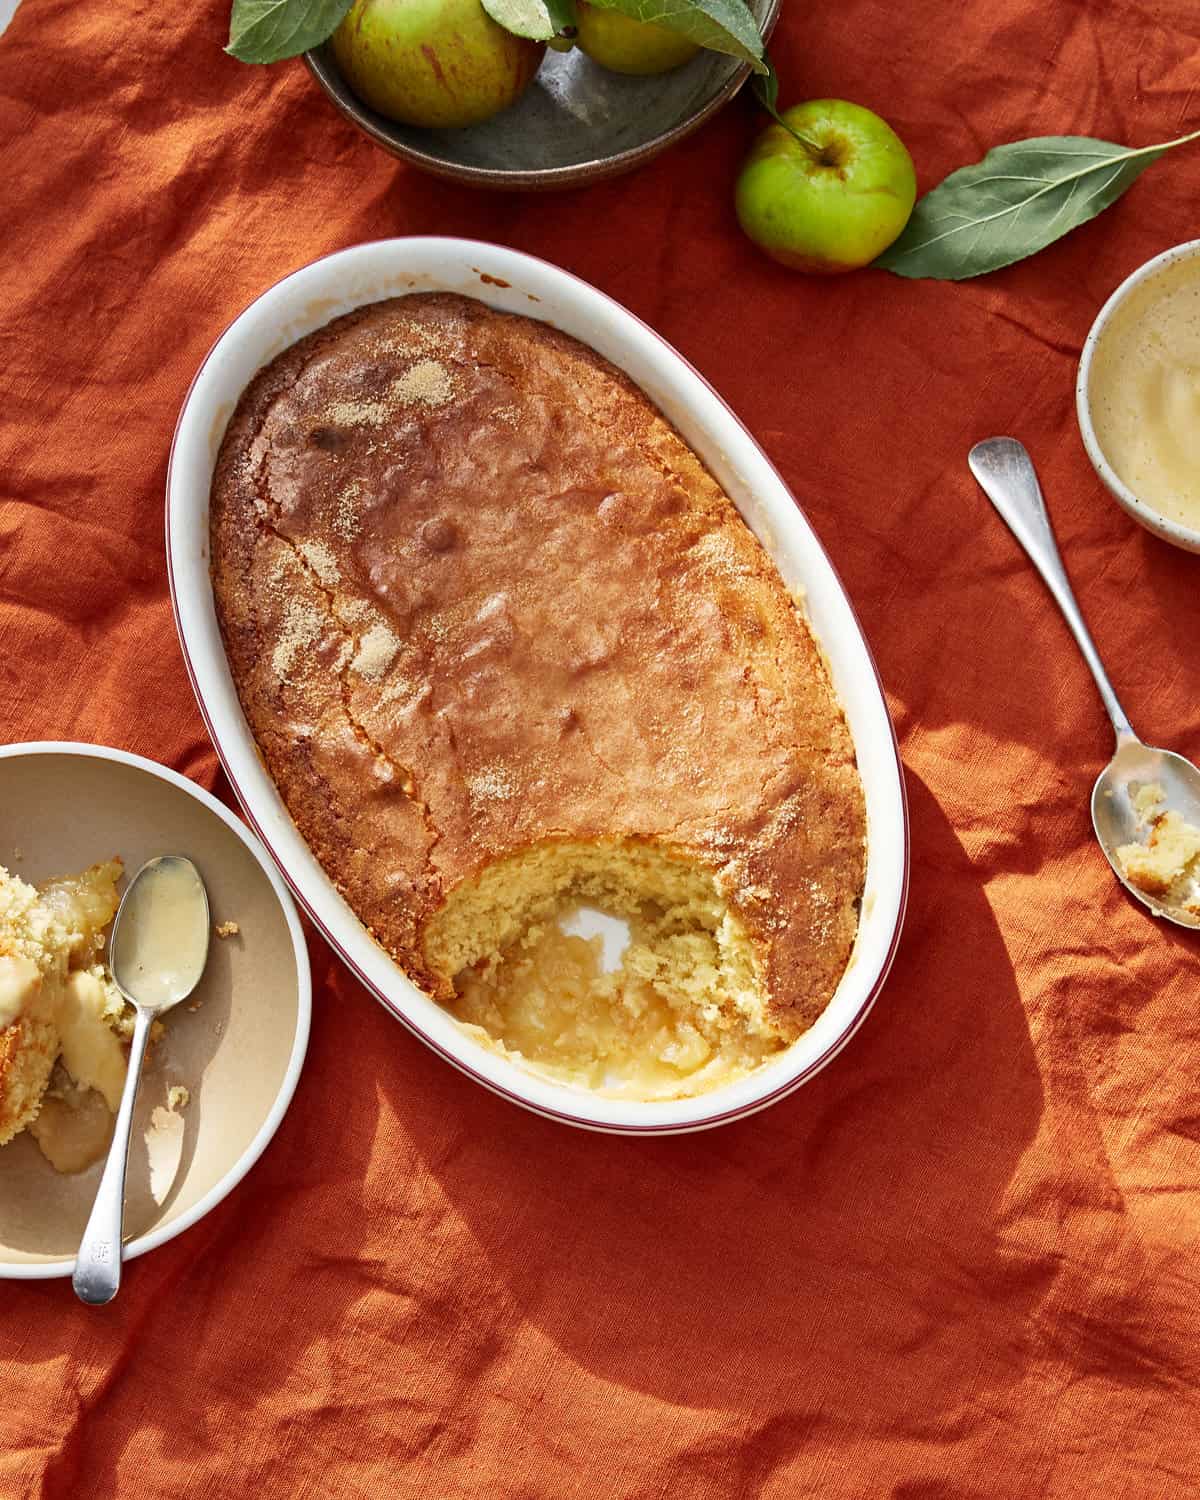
[750,77,824,161]
[1141,124,1200,154]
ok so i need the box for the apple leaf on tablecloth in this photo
[481,0,577,43]
[876,128,1200,279]
[585,0,766,73]
[227,0,353,62]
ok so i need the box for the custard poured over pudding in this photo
[209,293,866,1099]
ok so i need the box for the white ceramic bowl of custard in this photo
[0,743,311,1280]
[168,236,909,1135]
[1077,238,1200,555]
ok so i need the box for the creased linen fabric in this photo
[1,0,1199,1494]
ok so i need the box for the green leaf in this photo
[876,128,1200,280]
[482,0,577,40]
[751,51,778,112]
[586,0,766,73]
[546,0,578,35]
[226,0,353,63]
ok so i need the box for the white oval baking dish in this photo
[167,237,908,1135]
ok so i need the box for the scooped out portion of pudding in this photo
[428,840,783,1099]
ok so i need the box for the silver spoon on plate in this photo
[969,437,1200,930]
[72,856,211,1305]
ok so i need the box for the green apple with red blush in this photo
[736,99,917,273]
[331,0,545,130]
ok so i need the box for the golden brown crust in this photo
[210,293,866,1037]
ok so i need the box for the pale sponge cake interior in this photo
[0,1007,58,1149]
[0,859,129,1163]
[1116,782,1200,914]
[425,839,782,1098]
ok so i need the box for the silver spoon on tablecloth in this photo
[969,437,1200,930]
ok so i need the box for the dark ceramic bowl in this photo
[304,0,780,191]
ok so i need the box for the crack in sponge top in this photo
[209,292,866,1085]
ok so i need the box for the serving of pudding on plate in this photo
[210,292,866,1100]
[0,858,133,1172]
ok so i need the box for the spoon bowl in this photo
[969,436,1200,930]
[1092,743,1200,929]
[110,856,211,1012]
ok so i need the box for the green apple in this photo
[575,1,700,74]
[332,0,545,130]
[735,100,917,273]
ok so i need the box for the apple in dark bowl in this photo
[331,0,545,130]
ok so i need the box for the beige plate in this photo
[0,744,311,1278]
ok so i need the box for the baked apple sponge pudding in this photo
[210,292,867,1100]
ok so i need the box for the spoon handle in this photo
[968,437,1136,745]
[72,1006,153,1306]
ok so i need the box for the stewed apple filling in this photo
[428,840,785,1100]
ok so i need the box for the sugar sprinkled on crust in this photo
[325,397,391,428]
[323,360,455,430]
[299,540,341,588]
[692,530,746,578]
[333,481,364,542]
[468,765,517,802]
[353,622,402,681]
[271,600,324,683]
[394,359,455,408]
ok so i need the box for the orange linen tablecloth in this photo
[3,0,1199,1494]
